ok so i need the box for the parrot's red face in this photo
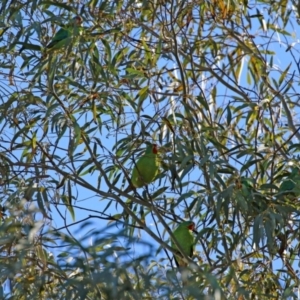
[188,222,195,231]
[152,144,158,154]
[74,16,82,25]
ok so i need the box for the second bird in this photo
[130,143,159,188]
[171,220,195,268]
[46,16,82,50]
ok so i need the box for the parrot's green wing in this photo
[131,144,159,188]
[279,167,300,199]
[47,16,82,49]
[120,144,159,223]
[171,221,195,268]
[47,28,71,48]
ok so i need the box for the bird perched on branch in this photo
[122,143,159,194]
[171,220,195,285]
[46,16,82,50]
[279,167,300,200]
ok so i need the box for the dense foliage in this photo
[1,0,300,299]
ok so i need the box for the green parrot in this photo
[279,167,300,200]
[131,143,159,188]
[123,144,159,194]
[46,16,82,49]
[171,220,195,268]
[121,144,159,222]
